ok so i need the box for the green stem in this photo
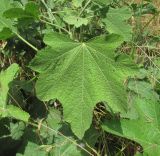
[16,33,38,52]
[41,0,61,33]
[0,20,38,52]
[29,122,94,156]
[41,0,55,23]
[79,0,92,16]
[40,19,71,35]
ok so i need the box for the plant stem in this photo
[41,0,55,23]
[79,0,92,16]
[16,33,38,52]
[40,19,71,35]
[29,121,95,156]
[0,20,38,52]
[41,0,62,33]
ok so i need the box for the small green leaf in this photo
[83,125,100,147]
[25,2,40,19]
[3,2,39,19]
[0,27,13,39]
[63,15,88,28]
[103,7,132,41]
[72,0,84,7]
[0,63,19,107]
[10,122,26,140]
[40,108,62,144]
[94,0,112,5]
[128,81,159,100]
[0,0,21,39]
[0,63,30,122]
[3,8,32,19]
[1,105,30,122]
[0,16,16,40]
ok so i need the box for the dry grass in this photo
[131,0,160,35]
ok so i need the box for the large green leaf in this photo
[30,32,137,138]
[103,7,132,41]
[0,0,14,15]
[102,81,160,156]
[25,2,40,19]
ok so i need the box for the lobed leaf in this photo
[30,32,138,138]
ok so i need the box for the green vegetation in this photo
[0,0,160,155]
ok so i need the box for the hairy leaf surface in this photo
[30,32,137,138]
